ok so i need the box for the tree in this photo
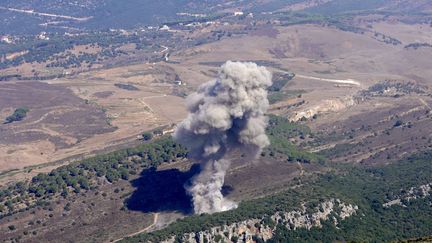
[394,120,403,127]
[106,169,120,183]
[78,177,90,190]
[119,167,129,180]
[5,107,29,124]
[142,132,153,141]
[231,236,239,242]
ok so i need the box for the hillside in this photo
[0,0,226,34]
[123,150,432,242]
[1,0,431,34]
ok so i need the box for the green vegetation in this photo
[318,143,358,158]
[122,182,304,242]
[0,6,228,74]
[404,43,432,50]
[0,30,163,72]
[268,90,304,104]
[394,119,403,127]
[142,132,153,141]
[2,112,430,242]
[268,73,294,92]
[0,114,316,217]
[267,72,299,104]
[114,83,140,91]
[269,152,432,242]
[396,236,432,242]
[4,107,29,124]
[0,136,187,217]
[264,115,324,163]
[123,151,432,242]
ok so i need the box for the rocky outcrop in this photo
[290,97,356,121]
[383,183,432,208]
[162,199,358,243]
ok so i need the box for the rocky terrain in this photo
[161,199,357,243]
[383,183,432,208]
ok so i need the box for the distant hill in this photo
[305,0,432,14]
[1,0,431,35]
[381,0,432,13]
[0,0,229,34]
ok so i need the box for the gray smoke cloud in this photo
[173,61,272,214]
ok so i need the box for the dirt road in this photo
[111,213,159,242]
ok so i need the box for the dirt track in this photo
[112,213,159,243]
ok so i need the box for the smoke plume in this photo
[173,61,272,214]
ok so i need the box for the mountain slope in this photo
[0,0,227,34]
[1,0,430,34]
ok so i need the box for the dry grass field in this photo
[0,81,114,171]
[0,64,188,185]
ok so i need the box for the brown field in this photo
[0,64,188,184]
[0,81,114,171]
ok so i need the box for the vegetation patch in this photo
[404,43,432,50]
[114,83,139,91]
[267,72,301,104]
[4,107,29,124]
[123,151,432,242]
[268,90,303,104]
[264,115,324,163]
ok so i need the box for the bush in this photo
[142,132,153,141]
[394,120,403,127]
[5,107,29,124]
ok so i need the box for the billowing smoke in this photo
[173,61,272,214]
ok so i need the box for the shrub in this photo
[142,132,153,141]
[5,107,29,124]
